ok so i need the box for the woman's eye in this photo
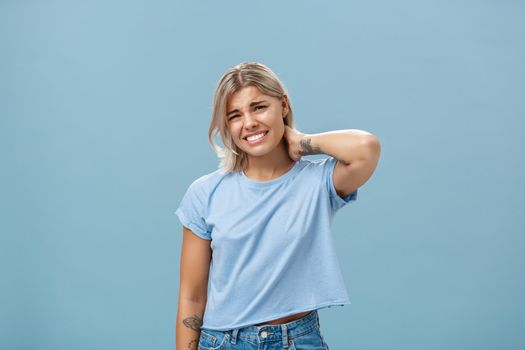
[229,115,239,120]
[255,105,267,110]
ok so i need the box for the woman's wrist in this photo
[298,134,323,156]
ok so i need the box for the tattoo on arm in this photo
[182,314,203,349]
[183,314,203,331]
[186,339,198,350]
[299,138,322,156]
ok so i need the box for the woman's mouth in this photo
[243,130,269,144]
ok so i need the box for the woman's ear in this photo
[282,95,289,117]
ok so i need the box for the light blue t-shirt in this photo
[175,156,358,331]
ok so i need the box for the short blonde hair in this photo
[208,62,295,173]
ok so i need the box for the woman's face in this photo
[225,85,288,160]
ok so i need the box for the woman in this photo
[175,62,381,350]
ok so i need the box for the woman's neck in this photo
[243,143,295,181]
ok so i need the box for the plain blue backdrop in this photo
[1,0,524,349]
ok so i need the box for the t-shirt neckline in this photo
[238,160,302,188]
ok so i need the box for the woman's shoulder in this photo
[186,167,234,195]
[298,156,336,173]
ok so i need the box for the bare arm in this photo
[284,127,381,198]
[297,129,376,165]
[299,129,381,197]
[176,226,212,350]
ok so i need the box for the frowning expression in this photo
[226,85,288,158]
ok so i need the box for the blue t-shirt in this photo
[175,156,358,331]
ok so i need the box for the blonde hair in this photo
[208,62,295,173]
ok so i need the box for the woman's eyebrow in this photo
[227,100,267,116]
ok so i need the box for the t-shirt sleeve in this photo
[320,156,358,212]
[174,180,212,240]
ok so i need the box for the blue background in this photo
[2,0,524,349]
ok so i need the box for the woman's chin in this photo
[242,147,275,158]
[244,151,268,158]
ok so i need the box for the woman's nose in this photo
[243,113,258,129]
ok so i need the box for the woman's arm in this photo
[176,227,212,350]
[285,127,381,197]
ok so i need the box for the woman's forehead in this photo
[227,86,273,109]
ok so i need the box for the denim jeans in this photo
[198,309,330,350]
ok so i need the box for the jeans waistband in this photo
[222,309,320,347]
